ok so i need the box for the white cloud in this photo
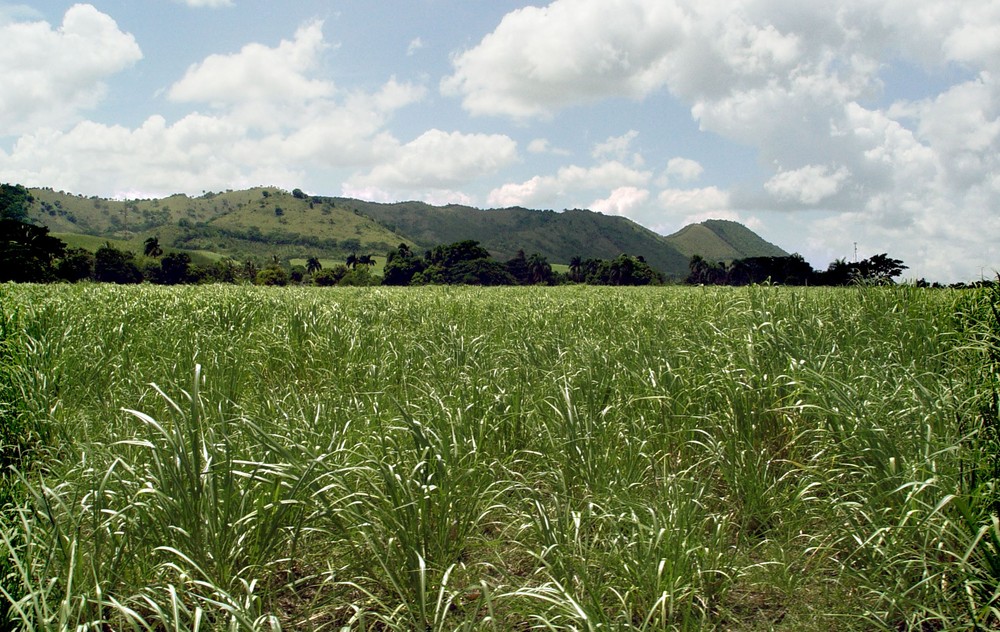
[658,186,730,217]
[169,20,333,115]
[441,0,691,118]
[665,157,703,182]
[592,130,639,161]
[591,186,649,217]
[764,164,850,205]
[348,129,518,190]
[407,37,424,56]
[488,160,651,208]
[0,4,142,135]
[527,138,572,156]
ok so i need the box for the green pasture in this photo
[0,284,997,630]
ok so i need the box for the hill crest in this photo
[23,186,788,279]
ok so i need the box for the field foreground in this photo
[0,284,998,630]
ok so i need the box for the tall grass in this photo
[0,283,993,629]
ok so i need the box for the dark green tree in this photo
[256,266,288,286]
[527,253,553,285]
[0,184,33,222]
[313,265,349,286]
[95,244,142,284]
[159,252,193,285]
[143,236,163,258]
[505,250,530,284]
[306,256,322,274]
[383,243,424,286]
[0,219,65,282]
[56,247,95,282]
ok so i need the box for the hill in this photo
[24,187,788,279]
[326,198,787,278]
[27,187,408,262]
[665,219,788,263]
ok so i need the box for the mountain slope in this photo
[23,187,788,278]
[26,187,409,261]
[338,198,691,276]
[665,219,788,263]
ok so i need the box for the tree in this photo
[256,266,288,286]
[159,252,193,285]
[505,250,530,284]
[0,219,66,282]
[56,248,95,282]
[382,243,424,286]
[346,253,358,269]
[292,188,306,199]
[527,253,553,285]
[313,265,349,286]
[306,256,322,274]
[857,253,907,284]
[143,236,163,258]
[0,184,33,222]
[95,244,142,284]
[569,256,583,282]
[357,254,375,267]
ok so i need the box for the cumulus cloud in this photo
[658,186,731,218]
[441,1,692,118]
[169,21,333,110]
[665,157,703,182]
[0,4,142,135]
[592,130,640,162]
[527,138,571,155]
[488,160,650,208]
[347,129,518,192]
[764,164,850,205]
[0,19,427,198]
[591,186,649,217]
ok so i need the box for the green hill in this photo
[335,198,691,277]
[665,219,788,263]
[24,186,788,279]
[27,187,409,262]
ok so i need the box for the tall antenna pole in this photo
[853,242,858,263]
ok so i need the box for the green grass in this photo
[0,284,995,630]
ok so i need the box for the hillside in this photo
[665,219,788,262]
[334,198,691,277]
[27,187,408,262]
[24,187,788,279]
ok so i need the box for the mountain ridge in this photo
[23,186,789,279]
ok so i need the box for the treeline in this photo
[0,212,662,287]
[381,241,661,286]
[685,253,912,286]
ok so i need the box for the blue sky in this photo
[1,0,998,282]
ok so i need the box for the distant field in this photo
[0,284,997,630]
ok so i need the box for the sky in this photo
[1,1,998,282]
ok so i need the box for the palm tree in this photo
[143,236,163,258]
[346,253,357,269]
[569,256,583,282]
[306,256,322,274]
[358,254,375,267]
[528,253,552,285]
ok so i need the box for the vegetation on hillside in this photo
[17,185,790,280]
